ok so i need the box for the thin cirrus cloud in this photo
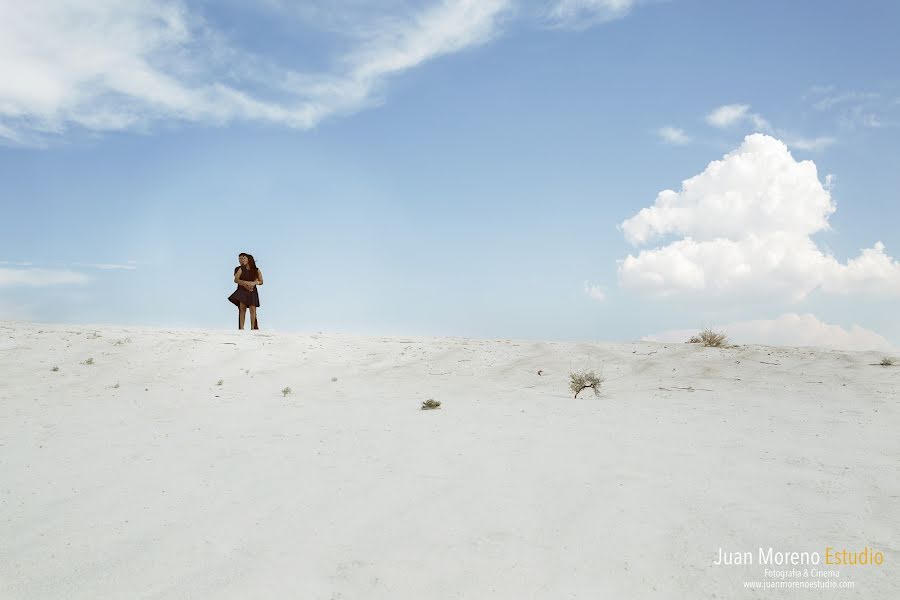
[643,313,896,352]
[617,133,900,300]
[0,0,513,144]
[656,126,691,145]
[545,0,636,29]
[780,135,836,152]
[805,86,892,128]
[71,262,138,270]
[0,267,91,287]
[704,103,834,152]
[0,260,34,266]
[812,91,880,111]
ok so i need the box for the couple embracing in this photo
[228,252,264,330]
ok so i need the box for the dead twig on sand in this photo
[659,385,713,392]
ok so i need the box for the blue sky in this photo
[2,0,899,350]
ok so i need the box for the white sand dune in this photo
[1,321,897,598]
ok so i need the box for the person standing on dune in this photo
[228,252,263,330]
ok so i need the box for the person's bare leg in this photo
[249,305,258,330]
[238,302,247,329]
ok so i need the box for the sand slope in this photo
[1,322,897,599]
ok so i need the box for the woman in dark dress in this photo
[228,253,264,330]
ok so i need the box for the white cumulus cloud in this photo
[643,313,896,352]
[617,134,900,299]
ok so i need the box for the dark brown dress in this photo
[228,266,260,308]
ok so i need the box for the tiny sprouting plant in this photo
[82,357,94,365]
[569,370,603,399]
[281,386,292,397]
[51,366,59,372]
[421,399,441,410]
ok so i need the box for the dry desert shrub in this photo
[880,357,895,366]
[281,386,292,397]
[51,366,59,372]
[569,370,603,398]
[82,357,94,365]
[421,399,441,410]
[217,379,224,386]
[688,328,729,347]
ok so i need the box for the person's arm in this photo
[256,270,263,286]
[234,268,255,290]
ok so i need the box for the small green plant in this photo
[569,370,603,398]
[217,379,224,386]
[421,399,441,410]
[281,386,292,397]
[82,357,94,365]
[51,366,59,372]
[688,328,729,347]
[880,357,895,366]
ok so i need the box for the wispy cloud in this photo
[704,103,833,152]
[0,0,512,144]
[705,104,770,131]
[0,268,91,287]
[545,0,636,29]
[583,281,607,301]
[705,104,750,128]
[0,260,34,266]
[71,262,138,270]
[781,135,836,152]
[656,126,691,145]
[805,85,898,130]
[812,91,880,111]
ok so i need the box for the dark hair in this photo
[239,252,259,279]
